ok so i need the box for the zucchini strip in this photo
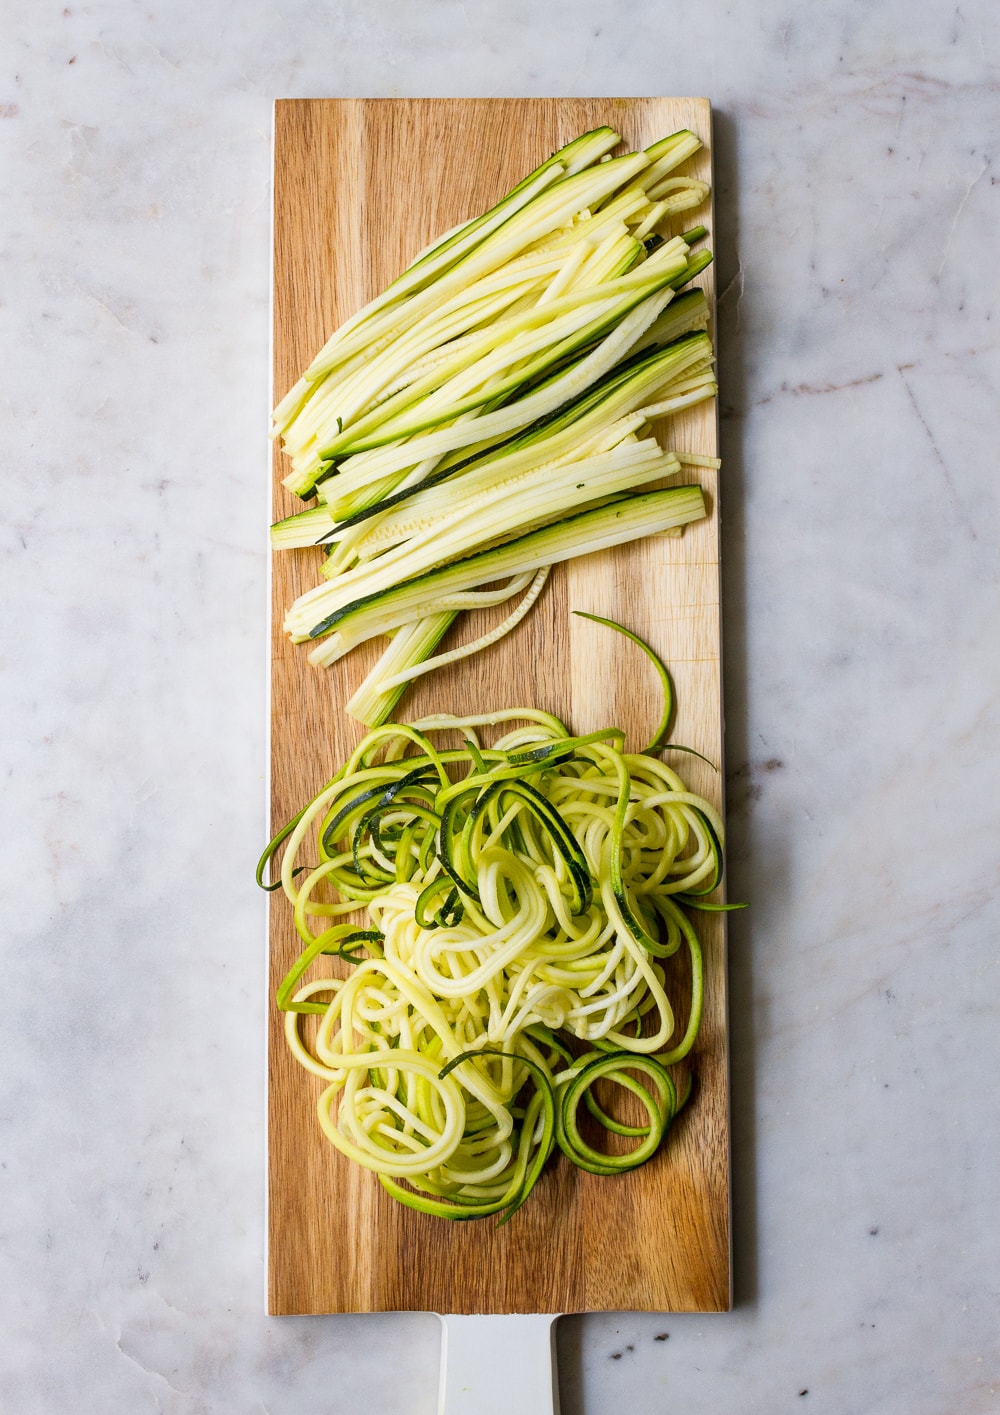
[271,126,717,701]
[303,486,706,661]
[346,568,551,729]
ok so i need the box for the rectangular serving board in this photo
[269,97,729,1316]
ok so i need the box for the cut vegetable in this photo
[572,611,675,752]
[343,611,458,729]
[304,485,707,664]
[345,568,551,728]
[271,124,717,716]
[264,691,727,1219]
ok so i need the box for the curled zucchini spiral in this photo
[261,707,726,1221]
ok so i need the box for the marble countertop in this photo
[3,3,999,1411]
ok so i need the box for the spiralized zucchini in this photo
[262,706,726,1221]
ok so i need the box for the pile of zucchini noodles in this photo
[261,696,726,1222]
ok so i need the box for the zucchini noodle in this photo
[263,705,728,1221]
[374,567,551,692]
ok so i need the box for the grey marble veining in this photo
[2,1,999,1411]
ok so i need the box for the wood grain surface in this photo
[268,97,729,1316]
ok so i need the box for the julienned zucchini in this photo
[290,439,686,636]
[301,485,707,662]
[270,310,713,547]
[271,123,717,716]
[313,245,691,461]
[278,127,625,406]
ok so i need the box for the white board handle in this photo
[437,1313,560,1415]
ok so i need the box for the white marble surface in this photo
[3,1,999,1411]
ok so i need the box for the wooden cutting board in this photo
[268,97,729,1316]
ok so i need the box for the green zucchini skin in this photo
[305,485,706,645]
[266,682,736,1220]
